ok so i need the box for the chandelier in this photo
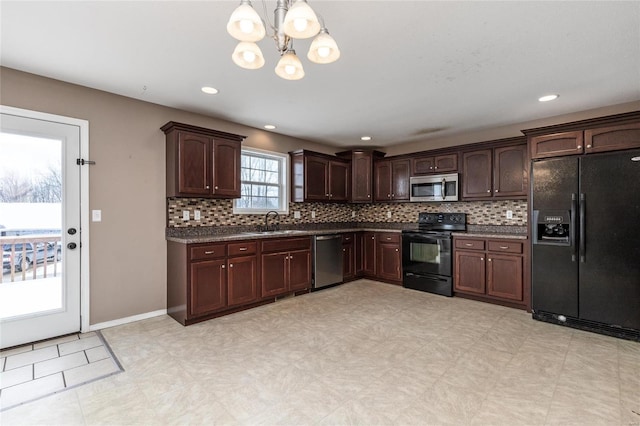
[226,0,340,80]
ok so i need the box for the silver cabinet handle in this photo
[499,246,509,249]
[488,258,492,262]
[367,194,370,198]
[494,189,498,192]
[239,247,248,251]
[206,185,210,189]
[577,145,582,149]
[214,186,218,189]
[221,264,226,269]
[586,144,592,148]
[395,248,399,252]
[229,263,233,268]
[481,257,484,261]
[204,251,215,255]
[465,243,473,247]
[434,166,438,169]
[486,190,491,193]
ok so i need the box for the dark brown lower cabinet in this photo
[227,255,258,307]
[342,233,355,281]
[454,237,527,309]
[260,237,311,297]
[190,259,227,316]
[361,231,402,284]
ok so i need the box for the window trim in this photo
[232,147,289,215]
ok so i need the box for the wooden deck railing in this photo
[1,235,62,283]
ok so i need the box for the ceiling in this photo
[2,1,639,149]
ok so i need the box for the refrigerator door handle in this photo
[579,193,586,262]
[571,193,578,262]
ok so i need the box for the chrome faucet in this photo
[262,210,280,232]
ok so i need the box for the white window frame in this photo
[233,147,289,215]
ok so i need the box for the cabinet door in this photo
[487,254,523,301]
[178,132,211,196]
[434,154,458,173]
[288,249,311,291]
[227,255,258,307]
[355,232,364,276]
[584,123,640,154]
[342,242,354,280]
[190,259,226,316]
[212,139,241,198]
[329,160,350,201]
[352,152,372,202]
[493,145,528,197]
[363,232,376,276]
[411,156,435,175]
[529,131,584,159]
[261,252,288,297]
[304,156,329,201]
[391,159,410,201]
[462,150,492,199]
[374,160,392,201]
[377,242,401,282]
[454,250,486,294]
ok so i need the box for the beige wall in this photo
[0,67,333,324]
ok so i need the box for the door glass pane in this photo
[0,132,63,319]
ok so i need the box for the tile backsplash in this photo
[167,198,527,228]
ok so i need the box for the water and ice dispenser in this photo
[533,210,571,245]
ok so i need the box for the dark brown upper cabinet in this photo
[162,122,244,198]
[336,150,386,203]
[290,150,350,202]
[374,158,410,202]
[411,153,458,175]
[462,139,528,200]
[525,112,640,159]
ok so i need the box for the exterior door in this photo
[0,109,84,349]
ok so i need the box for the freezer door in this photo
[531,157,579,317]
[579,150,640,330]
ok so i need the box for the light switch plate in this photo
[294,211,301,219]
[92,210,102,222]
[352,211,356,218]
[506,210,513,219]
[387,211,392,218]
[182,210,190,220]
[311,211,316,219]
[194,210,201,220]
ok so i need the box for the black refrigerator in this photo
[531,149,640,340]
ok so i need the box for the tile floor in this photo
[0,279,638,425]
[0,331,123,411]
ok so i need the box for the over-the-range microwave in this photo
[410,173,459,202]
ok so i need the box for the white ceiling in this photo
[2,1,639,149]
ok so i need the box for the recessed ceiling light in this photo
[264,124,276,130]
[201,86,219,94]
[361,136,372,141]
[538,94,559,102]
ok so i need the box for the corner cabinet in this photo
[290,150,350,202]
[461,139,528,200]
[336,150,386,203]
[162,121,244,198]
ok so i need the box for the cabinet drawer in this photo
[455,239,485,250]
[487,240,523,254]
[342,233,355,244]
[377,232,400,243]
[261,237,311,253]
[190,243,227,261]
[228,241,257,256]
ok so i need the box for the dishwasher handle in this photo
[315,235,342,241]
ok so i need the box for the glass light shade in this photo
[307,30,340,64]
[275,51,305,80]
[282,0,321,39]
[227,2,266,42]
[232,42,265,69]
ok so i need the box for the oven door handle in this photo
[403,233,449,242]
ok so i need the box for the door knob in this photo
[67,228,77,235]
[67,242,77,250]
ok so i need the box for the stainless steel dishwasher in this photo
[313,234,343,289]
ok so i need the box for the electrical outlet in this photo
[182,210,190,221]
[92,210,102,222]
[506,210,513,219]
[387,211,392,218]
[194,210,201,220]
[311,211,316,219]
[294,211,301,219]
[351,211,356,218]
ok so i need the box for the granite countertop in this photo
[166,227,402,244]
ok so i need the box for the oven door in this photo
[401,232,452,277]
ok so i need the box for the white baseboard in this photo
[89,309,167,331]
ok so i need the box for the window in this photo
[233,148,288,214]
